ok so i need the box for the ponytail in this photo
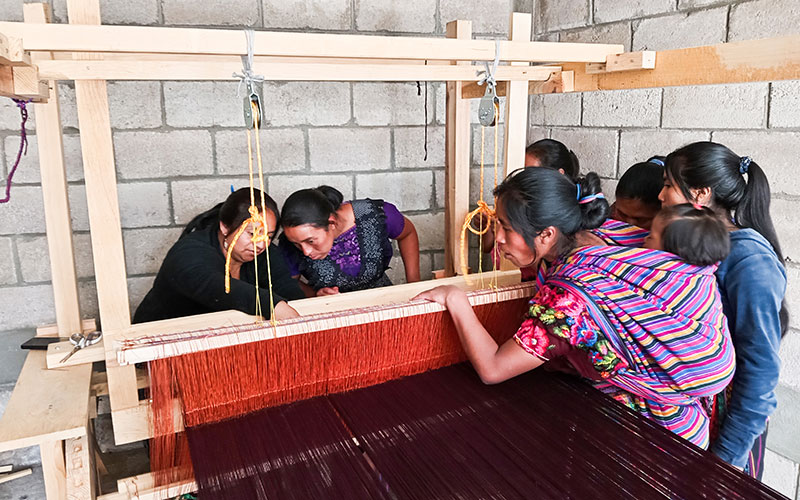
[281,185,343,229]
[734,159,783,260]
[576,172,608,231]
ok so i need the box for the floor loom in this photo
[0,2,798,498]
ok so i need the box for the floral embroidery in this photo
[328,226,362,275]
[521,285,628,378]
[514,319,554,360]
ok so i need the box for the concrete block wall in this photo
[532,0,800,496]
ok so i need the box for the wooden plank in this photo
[40,440,67,500]
[462,69,566,99]
[90,368,148,396]
[65,433,94,500]
[47,339,105,369]
[585,50,656,74]
[35,59,558,82]
[37,319,97,338]
[111,399,184,444]
[0,352,91,452]
[0,468,33,484]
[10,65,48,100]
[24,3,83,340]
[0,465,11,473]
[568,36,800,91]
[66,0,140,428]
[99,472,195,500]
[443,20,472,277]
[0,32,31,66]
[0,21,623,63]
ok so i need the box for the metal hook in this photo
[233,29,265,129]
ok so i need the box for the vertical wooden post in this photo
[23,3,83,338]
[65,433,95,500]
[40,440,66,500]
[66,0,140,428]
[499,13,532,271]
[444,20,472,276]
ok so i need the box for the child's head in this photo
[525,139,580,181]
[644,203,730,266]
[611,157,665,230]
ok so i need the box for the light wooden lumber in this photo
[37,318,97,337]
[0,21,622,63]
[0,352,91,453]
[461,69,571,99]
[585,50,656,74]
[0,468,32,484]
[47,339,105,369]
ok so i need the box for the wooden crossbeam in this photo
[0,21,622,63]
[0,33,31,66]
[585,50,656,74]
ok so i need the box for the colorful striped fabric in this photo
[535,245,735,448]
[591,218,649,247]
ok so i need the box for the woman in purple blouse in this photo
[279,186,420,297]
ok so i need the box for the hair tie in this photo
[578,193,605,205]
[739,156,751,175]
[575,183,581,201]
[692,203,703,210]
[649,158,665,167]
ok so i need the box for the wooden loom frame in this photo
[0,1,799,497]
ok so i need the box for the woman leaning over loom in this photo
[279,185,420,297]
[416,167,735,448]
[660,142,787,479]
[133,188,304,323]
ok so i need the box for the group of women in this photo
[134,138,786,480]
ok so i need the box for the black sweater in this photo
[133,224,304,323]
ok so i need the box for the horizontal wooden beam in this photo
[585,50,655,74]
[111,399,183,444]
[35,59,560,82]
[462,69,573,98]
[46,338,105,369]
[0,32,31,66]
[568,35,800,91]
[97,472,195,500]
[0,21,622,63]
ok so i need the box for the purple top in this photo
[283,201,405,277]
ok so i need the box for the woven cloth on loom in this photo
[186,363,785,500]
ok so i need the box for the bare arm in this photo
[396,216,421,283]
[414,285,543,384]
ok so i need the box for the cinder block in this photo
[618,129,709,175]
[395,126,446,169]
[594,0,674,24]
[550,127,618,178]
[68,184,89,232]
[162,0,260,25]
[559,21,632,53]
[354,83,435,126]
[0,0,22,21]
[268,173,353,209]
[0,284,55,330]
[309,128,391,172]
[4,134,85,184]
[779,329,800,392]
[356,0,435,32]
[407,212,445,251]
[769,81,800,128]
[216,128,306,175]
[729,0,800,41]
[538,0,589,32]
[713,131,800,196]
[171,178,244,225]
[263,0,351,29]
[601,179,619,203]
[582,88,661,128]
[785,268,800,329]
[0,237,15,285]
[0,97,35,132]
[114,130,214,180]
[118,182,171,228]
[262,82,351,126]
[355,171,433,212]
[434,169,445,208]
[53,0,158,24]
[469,167,498,206]
[434,83,446,126]
[78,280,99,320]
[57,83,78,131]
[470,123,506,170]
[109,82,162,129]
[768,384,800,465]
[527,126,549,144]
[762,449,799,499]
[432,251,445,273]
[124,228,183,276]
[16,233,95,283]
[677,0,732,9]
[384,252,433,286]
[632,8,727,51]
[0,186,45,235]
[440,0,511,35]
[128,276,156,317]
[772,198,800,265]
[662,83,768,130]
[164,82,242,128]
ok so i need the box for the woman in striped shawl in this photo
[417,167,735,448]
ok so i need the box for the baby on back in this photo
[644,203,730,266]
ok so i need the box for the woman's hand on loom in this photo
[413,285,466,308]
[274,301,300,320]
[316,286,340,296]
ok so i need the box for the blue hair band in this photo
[739,156,751,175]
[649,158,665,167]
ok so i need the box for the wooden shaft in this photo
[40,440,66,500]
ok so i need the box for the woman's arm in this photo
[414,285,543,384]
[396,216,421,283]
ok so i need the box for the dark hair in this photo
[281,185,344,229]
[658,204,730,266]
[493,167,608,256]
[180,187,279,239]
[525,139,580,181]
[665,141,788,336]
[616,156,664,207]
